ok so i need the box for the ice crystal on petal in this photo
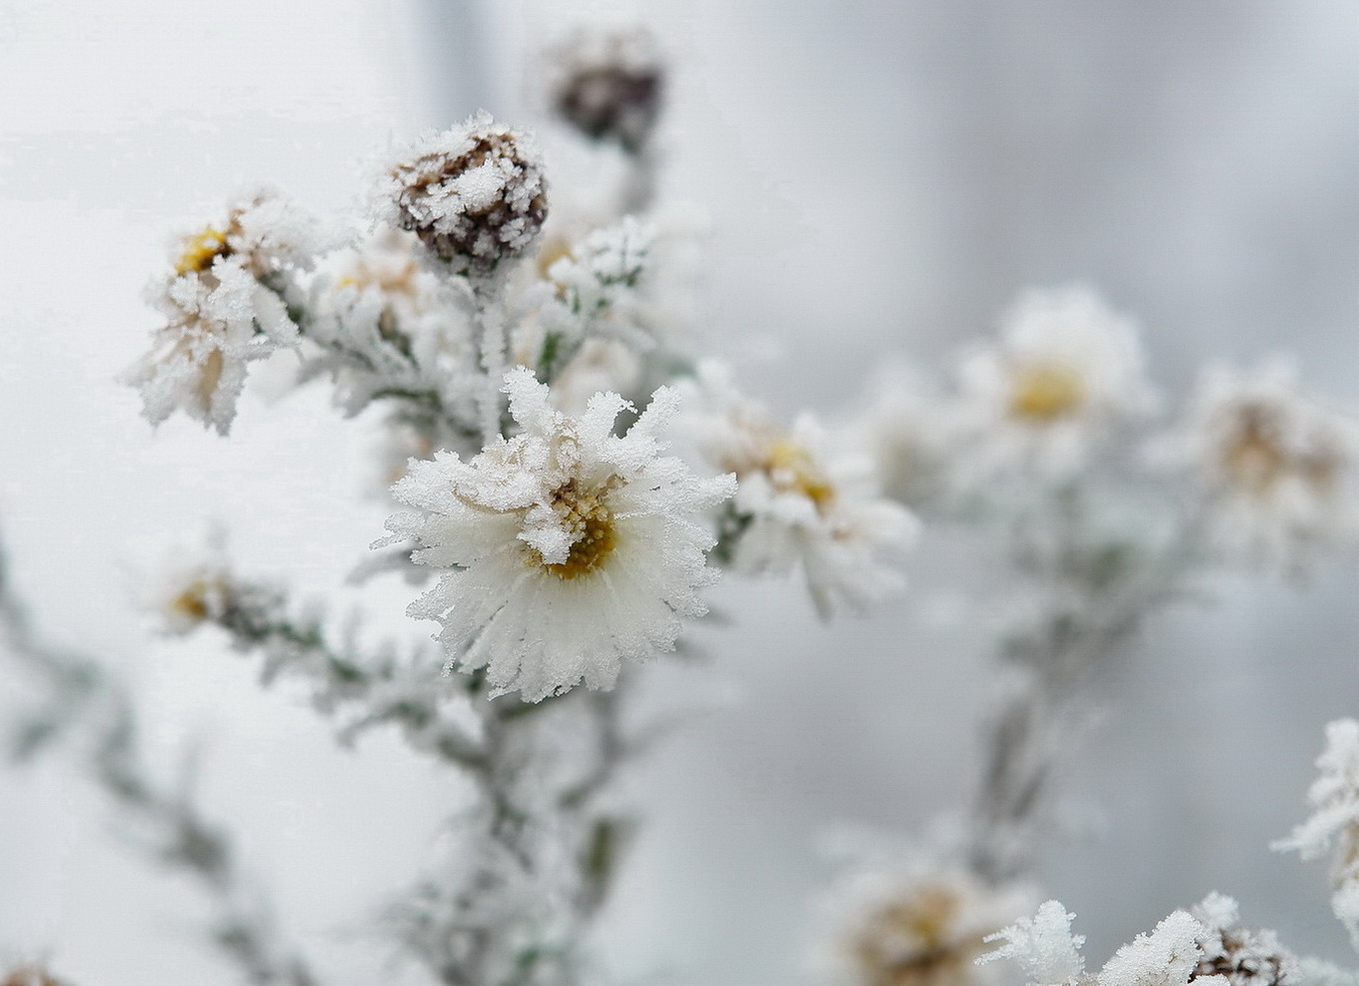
[1096,910,1205,986]
[385,367,734,701]
[1275,718,1359,950]
[979,900,1086,986]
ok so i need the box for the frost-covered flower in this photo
[125,187,317,433]
[164,185,322,285]
[678,362,917,618]
[813,862,1033,986]
[956,286,1155,481]
[381,112,548,274]
[1158,362,1359,570]
[385,367,734,702]
[1274,718,1359,950]
[124,262,296,434]
[541,26,666,153]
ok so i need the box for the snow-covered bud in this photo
[383,112,548,274]
[542,27,665,154]
[1190,894,1289,985]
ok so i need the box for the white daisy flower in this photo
[679,362,917,618]
[385,367,735,702]
[1160,361,1359,570]
[956,285,1156,481]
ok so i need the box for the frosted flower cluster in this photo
[385,367,734,701]
[679,362,917,618]
[1275,718,1359,950]
[1159,363,1359,570]
[954,285,1155,483]
[124,187,318,433]
[381,111,549,274]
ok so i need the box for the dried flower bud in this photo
[383,112,548,274]
[543,27,665,154]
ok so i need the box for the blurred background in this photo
[1,0,1357,982]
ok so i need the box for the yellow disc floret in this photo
[174,225,230,276]
[537,479,619,580]
[1009,360,1086,423]
[767,439,837,512]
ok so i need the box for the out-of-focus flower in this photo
[385,367,734,702]
[679,362,917,618]
[382,112,548,275]
[145,531,235,636]
[955,286,1155,482]
[1,967,69,986]
[1156,362,1359,571]
[1274,718,1359,950]
[541,26,665,154]
[813,862,1033,986]
[854,366,956,513]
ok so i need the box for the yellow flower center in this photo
[1220,405,1287,494]
[767,439,836,511]
[174,225,230,276]
[169,577,220,624]
[537,479,619,580]
[851,885,989,986]
[1009,361,1086,422]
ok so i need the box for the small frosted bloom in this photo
[384,367,735,702]
[124,263,295,434]
[126,187,315,433]
[1274,718,1359,950]
[679,363,917,618]
[541,26,665,153]
[165,185,322,286]
[381,112,548,275]
[813,863,1033,986]
[1158,362,1359,570]
[146,537,235,636]
[956,286,1155,480]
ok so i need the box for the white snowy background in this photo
[1,0,1357,983]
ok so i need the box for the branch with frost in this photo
[0,536,319,986]
[1275,718,1359,953]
